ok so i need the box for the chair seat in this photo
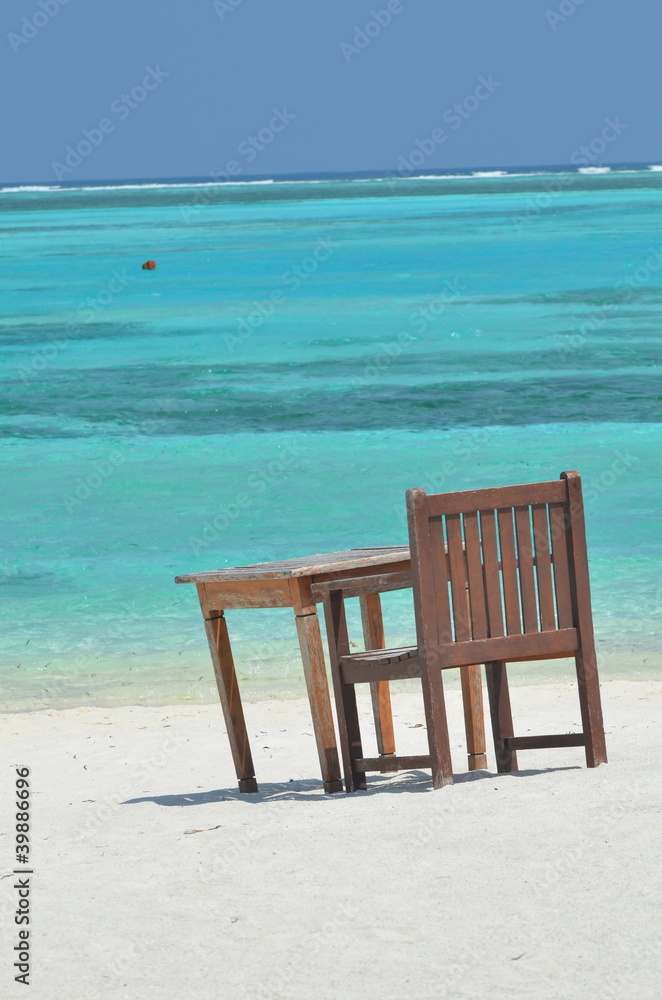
[340,646,421,683]
[341,645,418,667]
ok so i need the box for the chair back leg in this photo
[485,661,519,773]
[574,649,608,767]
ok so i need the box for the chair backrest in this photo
[406,471,593,660]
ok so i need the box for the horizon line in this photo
[2,160,662,189]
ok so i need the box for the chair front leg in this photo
[323,590,367,792]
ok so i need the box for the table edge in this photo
[175,547,411,584]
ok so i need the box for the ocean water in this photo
[1,169,661,711]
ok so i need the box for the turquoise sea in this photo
[1,169,661,711]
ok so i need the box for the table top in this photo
[175,546,410,584]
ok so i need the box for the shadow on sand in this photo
[122,764,580,807]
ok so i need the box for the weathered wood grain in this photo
[460,664,488,770]
[515,506,538,633]
[562,471,608,767]
[504,733,585,750]
[497,507,522,635]
[431,627,578,668]
[310,569,411,601]
[485,660,518,773]
[197,584,258,793]
[532,503,556,631]
[549,502,574,629]
[446,513,470,641]
[323,590,364,792]
[426,480,567,517]
[203,578,294,610]
[175,546,410,584]
[353,755,432,773]
[294,605,343,793]
[480,509,505,638]
[463,511,488,640]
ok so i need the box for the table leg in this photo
[460,664,488,770]
[359,593,396,758]
[293,608,343,794]
[198,588,258,793]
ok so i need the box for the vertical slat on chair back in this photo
[548,502,574,628]
[407,475,584,649]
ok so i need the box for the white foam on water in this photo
[410,173,474,180]
[0,185,62,193]
[64,179,279,192]
[384,171,566,181]
[577,166,612,174]
[0,179,283,195]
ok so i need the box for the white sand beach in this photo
[3,678,661,999]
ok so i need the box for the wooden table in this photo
[175,547,487,793]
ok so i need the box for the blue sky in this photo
[1,0,660,183]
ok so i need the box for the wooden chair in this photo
[333,471,608,791]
